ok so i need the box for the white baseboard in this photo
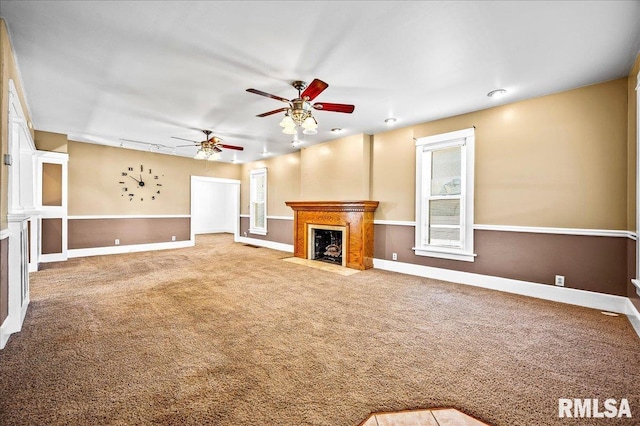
[194,228,234,235]
[373,258,636,326]
[67,240,194,259]
[39,252,68,263]
[626,299,640,338]
[235,236,294,253]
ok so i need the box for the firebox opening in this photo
[308,225,347,267]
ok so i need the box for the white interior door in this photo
[190,176,240,238]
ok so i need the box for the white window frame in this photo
[249,167,267,235]
[414,127,475,262]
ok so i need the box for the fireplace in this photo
[308,225,347,267]
[285,201,379,270]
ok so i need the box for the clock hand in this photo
[129,175,140,183]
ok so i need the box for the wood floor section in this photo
[361,408,490,426]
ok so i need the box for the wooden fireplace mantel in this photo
[285,200,379,270]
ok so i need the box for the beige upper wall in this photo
[68,141,241,215]
[67,77,630,228]
[299,133,371,201]
[240,152,301,217]
[370,127,416,220]
[35,130,68,153]
[240,134,372,217]
[372,78,629,229]
[244,79,629,229]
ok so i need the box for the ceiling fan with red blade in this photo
[246,79,355,134]
[172,130,244,152]
[172,130,243,160]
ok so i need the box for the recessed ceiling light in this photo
[331,128,342,133]
[385,117,397,125]
[487,89,507,98]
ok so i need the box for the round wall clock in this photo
[118,164,164,201]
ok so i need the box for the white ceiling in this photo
[1,1,639,163]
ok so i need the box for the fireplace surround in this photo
[285,201,379,270]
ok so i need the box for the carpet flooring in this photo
[1,233,639,425]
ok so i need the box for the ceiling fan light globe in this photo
[279,115,295,128]
[207,153,221,161]
[282,127,296,135]
[194,149,207,160]
[301,116,317,129]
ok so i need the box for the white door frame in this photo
[635,71,640,297]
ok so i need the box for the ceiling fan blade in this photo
[218,144,244,151]
[257,107,289,117]
[171,136,198,143]
[301,78,328,101]
[176,144,197,147]
[246,88,290,103]
[312,102,355,113]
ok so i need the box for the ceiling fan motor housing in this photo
[290,99,313,124]
[292,80,307,92]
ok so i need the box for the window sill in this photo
[249,229,267,236]
[413,246,476,262]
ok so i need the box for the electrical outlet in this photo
[392,253,398,261]
[555,275,565,287]
[171,236,176,241]
[115,239,120,245]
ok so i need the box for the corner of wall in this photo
[363,134,372,199]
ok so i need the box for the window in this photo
[249,167,267,235]
[415,127,475,262]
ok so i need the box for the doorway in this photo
[190,176,240,241]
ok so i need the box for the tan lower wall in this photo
[234,218,629,297]
[41,218,63,254]
[1,236,8,325]
[239,217,293,246]
[68,218,190,249]
[374,224,629,297]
